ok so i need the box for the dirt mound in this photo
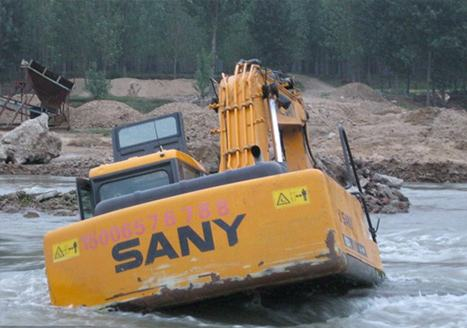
[306,90,467,183]
[110,78,197,99]
[294,75,335,95]
[306,98,402,135]
[70,77,197,99]
[403,107,440,125]
[70,100,143,129]
[147,102,219,171]
[328,83,386,102]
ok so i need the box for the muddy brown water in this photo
[0,176,466,327]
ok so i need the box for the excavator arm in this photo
[210,59,313,172]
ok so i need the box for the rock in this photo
[361,168,371,178]
[23,210,40,218]
[52,209,75,216]
[392,189,409,202]
[373,173,404,188]
[20,186,48,195]
[376,182,394,199]
[3,205,19,213]
[0,146,7,162]
[398,201,410,212]
[0,114,62,164]
[359,177,369,188]
[35,190,60,202]
[380,200,401,214]
[63,192,73,201]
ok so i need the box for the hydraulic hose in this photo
[338,125,378,243]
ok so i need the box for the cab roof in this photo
[89,149,206,178]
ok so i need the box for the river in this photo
[0,177,466,327]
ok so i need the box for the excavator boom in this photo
[213,60,312,172]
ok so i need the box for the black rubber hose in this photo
[338,126,377,243]
[303,121,318,167]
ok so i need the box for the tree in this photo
[162,0,200,78]
[194,49,212,98]
[248,0,295,70]
[183,0,244,72]
[0,0,466,104]
[85,64,109,99]
[379,0,467,104]
[0,0,21,79]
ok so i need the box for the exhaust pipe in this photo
[251,145,263,164]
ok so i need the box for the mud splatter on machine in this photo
[44,60,384,310]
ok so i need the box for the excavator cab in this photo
[76,113,205,220]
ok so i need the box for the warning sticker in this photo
[273,186,310,209]
[52,238,80,263]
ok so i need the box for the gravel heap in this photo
[70,100,144,129]
[328,82,386,102]
[147,102,220,172]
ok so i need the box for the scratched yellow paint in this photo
[44,169,383,308]
[52,238,80,263]
[272,186,310,208]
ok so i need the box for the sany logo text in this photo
[111,214,246,273]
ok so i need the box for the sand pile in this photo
[70,100,143,129]
[306,98,402,134]
[147,102,219,171]
[110,78,197,99]
[403,107,440,125]
[294,75,336,97]
[328,83,386,102]
[304,85,467,183]
[431,108,467,142]
[70,77,197,99]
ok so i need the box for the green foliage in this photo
[16,191,33,207]
[182,0,244,71]
[1,0,467,102]
[248,0,295,70]
[0,0,21,77]
[194,49,213,98]
[85,65,109,99]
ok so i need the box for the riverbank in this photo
[2,77,467,217]
[2,77,467,183]
[2,154,466,183]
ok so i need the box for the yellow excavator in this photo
[44,59,384,310]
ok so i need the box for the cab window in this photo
[118,116,178,149]
[179,162,203,180]
[76,178,94,220]
[99,170,170,201]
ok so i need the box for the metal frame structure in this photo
[0,59,74,129]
